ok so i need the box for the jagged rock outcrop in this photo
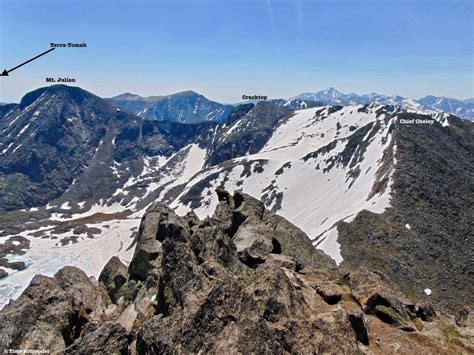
[0,267,111,353]
[0,191,472,353]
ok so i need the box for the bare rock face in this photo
[0,274,72,352]
[0,191,471,353]
[64,322,128,354]
[0,267,110,353]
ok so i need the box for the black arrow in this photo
[1,48,56,76]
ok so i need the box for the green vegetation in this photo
[374,305,407,326]
[438,321,461,341]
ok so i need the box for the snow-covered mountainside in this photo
[108,90,234,123]
[0,85,180,212]
[292,87,474,120]
[168,105,397,263]
[0,85,472,315]
[418,95,474,119]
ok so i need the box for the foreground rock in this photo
[0,191,472,353]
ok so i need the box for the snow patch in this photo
[0,218,139,309]
[60,202,72,210]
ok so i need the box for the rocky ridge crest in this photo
[0,191,472,353]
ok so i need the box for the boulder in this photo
[417,303,436,322]
[65,322,128,354]
[349,267,416,325]
[316,283,344,305]
[0,275,75,352]
[55,266,111,320]
[99,256,129,303]
[347,308,370,345]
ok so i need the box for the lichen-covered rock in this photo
[128,203,167,280]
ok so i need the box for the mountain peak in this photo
[171,90,202,98]
[19,84,98,108]
[111,92,141,100]
[109,89,234,124]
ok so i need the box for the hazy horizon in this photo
[1,0,472,103]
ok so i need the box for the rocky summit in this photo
[0,191,472,354]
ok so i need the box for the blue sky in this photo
[0,0,472,103]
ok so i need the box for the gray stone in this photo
[99,256,129,303]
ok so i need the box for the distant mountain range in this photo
[2,87,472,125]
[108,90,234,123]
[291,87,474,120]
[233,88,473,121]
